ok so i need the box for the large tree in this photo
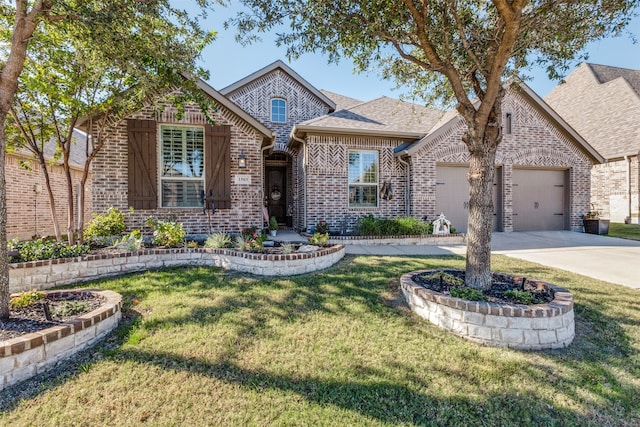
[231,0,637,289]
[0,0,216,320]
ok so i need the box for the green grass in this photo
[608,222,640,241]
[2,255,639,426]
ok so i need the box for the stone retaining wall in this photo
[401,270,574,350]
[329,234,465,245]
[9,246,345,293]
[1,290,122,391]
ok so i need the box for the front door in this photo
[266,166,287,224]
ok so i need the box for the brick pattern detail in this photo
[91,101,265,235]
[225,69,332,147]
[401,269,575,350]
[6,152,92,240]
[590,157,640,223]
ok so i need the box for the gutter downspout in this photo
[260,135,277,228]
[290,131,308,232]
[397,152,411,217]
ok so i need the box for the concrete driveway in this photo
[342,231,640,289]
[491,231,640,289]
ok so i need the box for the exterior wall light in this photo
[238,151,247,169]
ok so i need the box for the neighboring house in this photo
[6,130,92,240]
[92,60,601,235]
[545,63,640,224]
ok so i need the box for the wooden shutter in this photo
[205,124,232,210]
[127,119,157,210]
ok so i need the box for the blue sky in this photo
[197,4,640,103]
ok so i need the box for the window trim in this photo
[348,149,379,208]
[159,124,206,209]
[271,98,287,123]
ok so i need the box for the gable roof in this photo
[396,79,604,163]
[12,129,89,168]
[220,60,336,111]
[320,90,362,111]
[545,62,640,159]
[292,96,444,142]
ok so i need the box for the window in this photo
[348,150,378,207]
[160,125,204,207]
[505,113,512,134]
[271,98,286,123]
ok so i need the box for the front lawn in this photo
[608,222,640,241]
[2,255,639,426]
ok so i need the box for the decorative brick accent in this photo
[401,269,575,350]
[0,290,122,390]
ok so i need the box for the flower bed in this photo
[9,246,345,293]
[401,269,574,350]
[1,289,122,391]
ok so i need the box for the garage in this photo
[512,168,568,231]
[435,165,500,233]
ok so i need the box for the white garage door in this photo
[435,165,500,233]
[513,169,566,231]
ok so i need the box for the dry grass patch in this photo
[1,255,639,426]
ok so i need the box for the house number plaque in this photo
[234,174,252,185]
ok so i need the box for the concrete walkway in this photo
[271,230,640,289]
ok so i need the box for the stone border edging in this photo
[329,234,465,245]
[9,245,346,293]
[401,269,575,350]
[1,289,122,390]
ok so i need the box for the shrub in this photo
[450,287,486,301]
[308,232,329,245]
[269,216,278,231]
[205,232,232,248]
[280,243,294,254]
[145,217,186,248]
[186,241,199,249]
[53,301,89,317]
[84,207,126,245]
[9,238,89,262]
[357,215,432,236]
[113,230,143,252]
[10,290,44,309]
[315,220,330,234]
[234,233,264,252]
[504,289,537,304]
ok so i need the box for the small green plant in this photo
[9,238,89,262]
[504,289,536,304]
[205,232,232,248]
[10,290,45,309]
[450,287,486,301]
[315,220,329,234]
[308,232,329,245]
[145,217,186,248]
[84,207,127,245]
[52,301,89,317]
[233,234,264,252]
[113,230,143,251]
[269,216,279,231]
[280,243,294,254]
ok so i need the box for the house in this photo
[6,130,92,240]
[545,63,640,224]
[91,60,601,235]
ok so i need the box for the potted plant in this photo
[582,211,610,235]
[269,216,279,237]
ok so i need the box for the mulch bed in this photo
[411,269,554,305]
[1,293,105,342]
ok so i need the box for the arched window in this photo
[271,98,286,123]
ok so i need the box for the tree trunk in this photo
[0,112,9,320]
[63,158,75,245]
[36,152,63,241]
[465,143,497,290]
[78,166,90,243]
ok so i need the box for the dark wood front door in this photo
[266,166,287,224]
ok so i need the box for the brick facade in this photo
[591,157,640,223]
[6,152,92,240]
[91,102,267,236]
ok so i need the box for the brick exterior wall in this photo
[91,102,266,236]
[298,87,593,233]
[591,156,640,223]
[6,152,92,240]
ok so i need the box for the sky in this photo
[195,4,640,103]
